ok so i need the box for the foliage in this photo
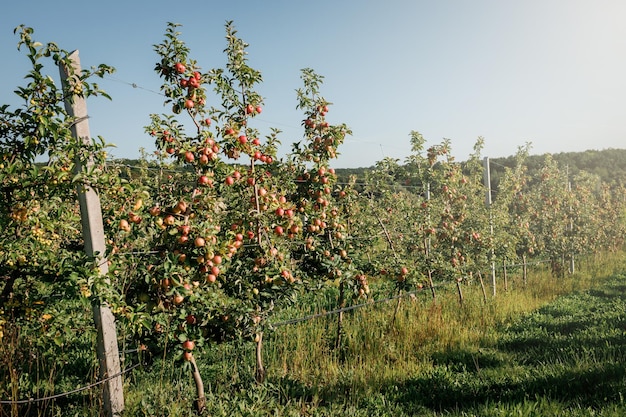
[3,21,626,417]
[0,26,115,415]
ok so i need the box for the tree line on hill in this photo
[330,148,626,191]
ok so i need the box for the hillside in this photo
[333,148,626,188]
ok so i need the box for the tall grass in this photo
[118,250,626,416]
[262,251,625,392]
[6,251,625,416]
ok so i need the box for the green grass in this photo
[5,252,626,416]
[117,252,626,416]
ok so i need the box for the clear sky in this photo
[2,0,626,168]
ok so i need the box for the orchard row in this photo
[1,23,625,410]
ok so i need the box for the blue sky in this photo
[2,0,626,168]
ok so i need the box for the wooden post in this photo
[522,254,528,287]
[566,170,575,275]
[59,50,124,416]
[483,157,496,296]
[425,183,436,300]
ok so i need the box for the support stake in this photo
[59,50,124,417]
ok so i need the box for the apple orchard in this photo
[1,22,625,414]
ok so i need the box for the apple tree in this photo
[288,68,361,349]
[106,24,308,409]
[0,25,115,408]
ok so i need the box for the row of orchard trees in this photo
[99,22,359,411]
[351,133,626,298]
[2,22,626,414]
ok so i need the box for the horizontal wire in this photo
[268,256,558,328]
[0,255,563,405]
[270,283,439,328]
[0,363,140,405]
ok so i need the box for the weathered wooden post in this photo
[425,182,436,300]
[59,50,124,417]
[566,166,575,275]
[483,156,496,296]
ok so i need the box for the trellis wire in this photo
[269,256,554,329]
[0,255,566,405]
[0,363,140,405]
[270,282,443,328]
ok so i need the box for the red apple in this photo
[119,219,131,232]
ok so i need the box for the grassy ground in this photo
[119,252,626,416]
[4,252,625,416]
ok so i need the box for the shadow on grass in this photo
[264,276,626,415]
[381,276,626,414]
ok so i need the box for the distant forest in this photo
[334,148,626,190]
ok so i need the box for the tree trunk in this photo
[390,289,402,329]
[427,269,436,301]
[255,332,266,383]
[522,254,528,287]
[335,281,346,350]
[477,271,487,304]
[455,277,464,306]
[188,353,206,414]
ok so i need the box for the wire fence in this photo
[0,254,570,406]
[2,100,598,406]
[0,363,140,406]
[2,69,618,410]
[271,283,435,328]
[269,256,554,328]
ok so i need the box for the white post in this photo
[59,50,124,417]
[483,157,496,296]
[566,166,575,274]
